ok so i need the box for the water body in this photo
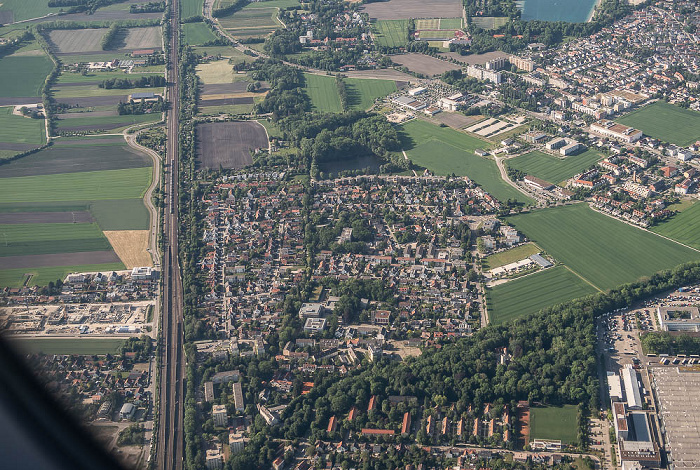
[518,0,598,23]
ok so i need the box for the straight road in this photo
[156,0,186,469]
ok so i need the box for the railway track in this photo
[156,0,185,468]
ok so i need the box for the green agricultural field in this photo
[529,405,578,445]
[244,0,299,7]
[0,262,124,288]
[507,204,700,290]
[0,223,112,258]
[181,0,204,17]
[652,202,700,251]
[55,113,162,132]
[0,106,46,145]
[0,0,62,22]
[505,149,603,184]
[617,101,700,147]
[487,266,597,324]
[183,22,218,45]
[484,242,541,269]
[0,167,152,203]
[53,86,165,98]
[89,199,150,231]
[0,54,54,98]
[304,73,343,113]
[400,120,534,204]
[345,78,396,111]
[219,7,281,36]
[8,337,127,355]
[57,71,163,85]
[373,20,409,48]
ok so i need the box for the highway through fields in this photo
[156,0,185,468]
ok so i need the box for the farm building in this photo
[393,95,426,111]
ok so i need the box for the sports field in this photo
[400,119,534,204]
[0,54,54,99]
[652,201,700,251]
[0,168,151,203]
[529,405,578,444]
[183,22,218,45]
[8,337,128,355]
[505,149,603,184]
[373,20,409,48]
[487,266,597,324]
[506,204,700,290]
[617,101,700,147]
[304,73,343,113]
[484,242,540,269]
[0,106,46,145]
[0,223,112,258]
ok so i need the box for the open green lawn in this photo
[0,54,54,98]
[0,262,124,288]
[505,149,603,184]
[529,405,578,445]
[55,113,161,131]
[373,20,409,48]
[0,223,112,257]
[90,199,150,230]
[304,73,343,113]
[53,86,165,98]
[652,201,700,251]
[219,7,281,35]
[438,17,463,29]
[0,167,151,203]
[183,22,218,45]
[57,71,163,85]
[243,0,299,8]
[8,337,127,355]
[484,242,541,269]
[181,0,204,17]
[506,204,700,290]
[0,0,62,22]
[0,107,45,145]
[487,266,597,324]
[345,78,396,111]
[617,101,700,147]
[400,119,534,204]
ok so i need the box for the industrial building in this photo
[590,120,643,143]
[622,364,643,409]
[657,306,700,331]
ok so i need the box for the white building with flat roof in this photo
[622,365,643,409]
[657,306,700,331]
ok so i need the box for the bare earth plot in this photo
[196,121,268,169]
[48,29,107,54]
[435,112,480,129]
[0,251,121,269]
[55,95,130,107]
[104,230,152,268]
[361,0,463,20]
[438,50,510,65]
[199,97,254,106]
[121,27,163,50]
[390,53,460,76]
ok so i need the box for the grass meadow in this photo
[505,149,603,184]
[617,101,700,146]
[0,106,46,145]
[183,22,218,46]
[652,201,700,251]
[506,204,700,290]
[0,223,112,258]
[0,263,125,288]
[304,73,343,112]
[373,20,409,48]
[399,119,534,204]
[487,266,597,325]
[9,337,127,355]
[0,54,54,98]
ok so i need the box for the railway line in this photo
[156,0,185,468]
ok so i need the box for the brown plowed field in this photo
[361,0,462,20]
[200,82,249,95]
[104,230,152,268]
[196,121,268,169]
[0,251,121,269]
[199,97,254,107]
[0,211,94,224]
[48,29,107,54]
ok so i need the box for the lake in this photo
[517,0,598,22]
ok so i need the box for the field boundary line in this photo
[589,203,700,254]
[561,264,602,292]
